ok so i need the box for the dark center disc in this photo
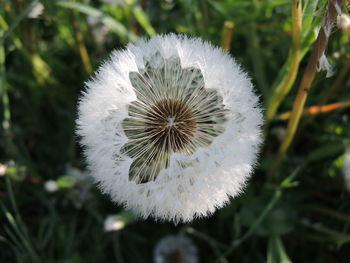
[145,99,196,152]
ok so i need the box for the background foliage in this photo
[1,0,350,262]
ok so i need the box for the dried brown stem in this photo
[277,101,350,120]
[268,0,342,178]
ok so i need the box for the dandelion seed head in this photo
[77,34,263,222]
[154,235,198,263]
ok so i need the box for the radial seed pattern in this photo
[121,52,228,184]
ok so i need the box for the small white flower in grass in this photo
[76,34,263,222]
[104,215,125,231]
[104,211,135,232]
[154,235,198,263]
[44,180,59,193]
[337,14,350,31]
[27,2,44,19]
[342,147,350,191]
[0,163,7,176]
[2,120,10,130]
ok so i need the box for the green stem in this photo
[70,10,93,75]
[3,177,40,261]
[265,0,302,122]
[268,0,341,178]
[0,0,38,44]
[248,22,268,97]
[113,231,125,263]
[216,189,282,261]
[217,164,303,261]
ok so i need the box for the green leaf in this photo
[56,175,75,188]
[124,0,156,36]
[56,1,137,42]
[240,197,295,236]
[280,165,304,188]
[307,141,345,162]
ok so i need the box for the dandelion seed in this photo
[153,235,198,263]
[77,34,263,222]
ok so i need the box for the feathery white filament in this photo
[76,34,263,222]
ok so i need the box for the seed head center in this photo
[146,99,196,152]
[166,116,177,127]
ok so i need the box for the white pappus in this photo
[76,34,263,222]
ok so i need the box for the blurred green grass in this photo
[1,0,350,262]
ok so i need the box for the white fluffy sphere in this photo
[76,34,263,222]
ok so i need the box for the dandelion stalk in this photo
[265,0,302,122]
[221,21,234,52]
[113,232,125,263]
[268,0,342,177]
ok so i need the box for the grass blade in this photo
[56,1,137,42]
[0,0,38,44]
